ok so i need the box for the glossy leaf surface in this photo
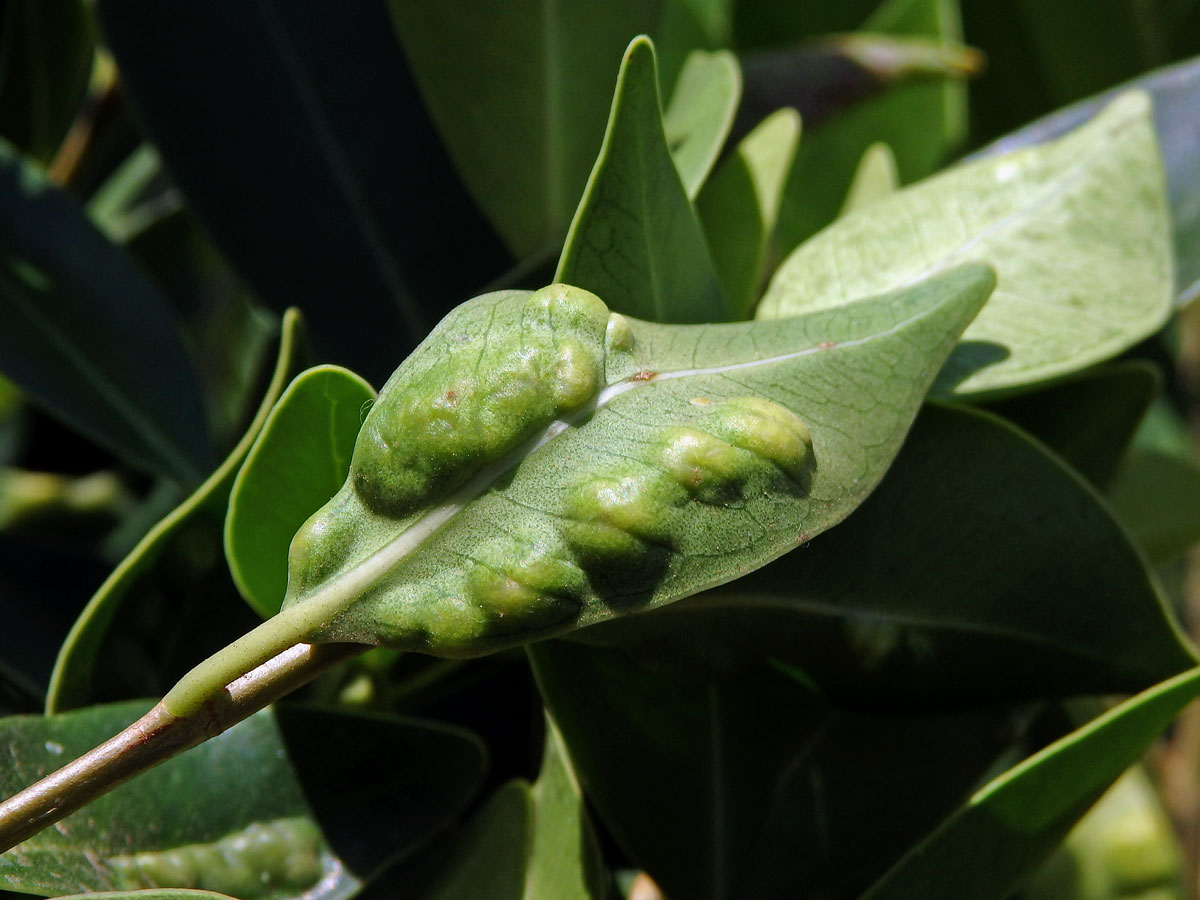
[97,0,508,385]
[388,0,703,259]
[530,642,1020,899]
[759,93,1172,396]
[261,267,990,674]
[226,366,376,618]
[576,404,1194,708]
[0,702,356,900]
[393,718,602,899]
[970,54,1200,308]
[0,143,212,483]
[697,108,801,320]
[46,312,307,712]
[662,49,741,198]
[986,362,1159,489]
[557,38,727,324]
[860,667,1200,900]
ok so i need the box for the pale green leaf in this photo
[160,266,992,716]
[697,108,801,320]
[557,37,728,324]
[758,92,1172,396]
[839,142,900,215]
[662,49,741,198]
[860,667,1200,900]
[225,366,376,618]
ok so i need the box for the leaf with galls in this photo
[165,269,992,714]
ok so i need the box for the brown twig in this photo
[0,641,366,853]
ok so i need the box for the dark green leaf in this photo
[1108,450,1200,565]
[576,404,1195,708]
[985,362,1159,489]
[46,312,307,712]
[390,717,602,899]
[770,0,971,252]
[557,37,728,323]
[226,366,375,618]
[970,54,1200,308]
[860,667,1200,900]
[0,143,213,483]
[388,0,706,259]
[529,642,1020,900]
[760,93,1172,397]
[0,701,486,898]
[96,0,509,385]
[662,49,741,198]
[0,0,94,162]
[54,892,239,900]
[0,701,358,900]
[697,108,801,320]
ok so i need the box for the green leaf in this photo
[574,404,1194,708]
[662,49,741,198]
[839,142,900,215]
[859,666,1200,900]
[86,144,176,245]
[96,0,508,385]
[394,717,603,899]
[0,701,356,900]
[529,642,1021,900]
[759,93,1172,397]
[0,701,486,898]
[163,267,992,715]
[387,0,704,260]
[769,0,971,251]
[696,108,801,320]
[0,142,213,483]
[556,37,728,324]
[985,362,1159,489]
[226,366,376,618]
[1020,767,1184,900]
[970,54,1200,308]
[0,0,94,163]
[46,312,307,713]
[1108,448,1200,565]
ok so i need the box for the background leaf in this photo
[0,0,94,163]
[557,37,728,324]
[388,0,709,260]
[576,404,1194,708]
[767,0,971,253]
[96,0,509,385]
[387,717,603,899]
[46,312,307,713]
[0,142,213,483]
[0,701,487,898]
[662,49,741,198]
[985,362,1159,489]
[529,641,1021,900]
[839,141,900,214]
[860,667,1200,900]
[697,108,801,319]
[226,366,375,618]
[758,93,1172,397]
[969,54,1200,308]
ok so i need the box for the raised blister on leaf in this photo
[350,284,618,517]
[108,817,323,897]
